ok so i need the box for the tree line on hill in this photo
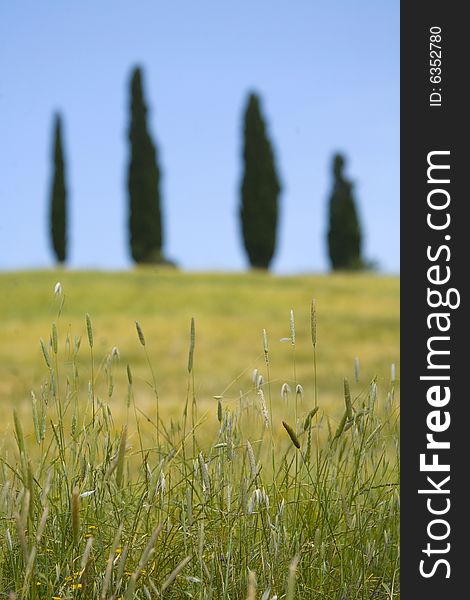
[49,66,364,271]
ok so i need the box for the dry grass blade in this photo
[125,524,163,598]
[14,490,30,563]
[36,505,49,544]
[286,554,300,600]
[116,425,128,489]
[79,537,94,591]
[71,486,80,546]
[161,555,191,594]
[344,377,353,421]
[101,524,123,599]
[247,569,257,600]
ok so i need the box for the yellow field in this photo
[0,269,399,435]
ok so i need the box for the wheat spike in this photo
[85,313,94,348]
[135,320,146,346]
[282,421,300,449]
[188,317,195,373]
[311,298,317,347]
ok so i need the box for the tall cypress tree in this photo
[127,66,163,264]
[327,153,363,270]
[240,92,281,270]
[49,113,67,264]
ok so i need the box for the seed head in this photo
[85,313,93,349]
[135,321,146,347]
[343,378,353,421]
[282,421,300,449]
[40,338,52,369]
[246,441,257,478]
[188,317,195,372]
[311,299,317,347]
[199,452,210,494]
[51,323,58,355]
[281,383,291,402]
[258,389,269,427]
[262,328,269,365]
[289,309,296,346]
[303,407,319,431]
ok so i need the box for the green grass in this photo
[0,270,399,598]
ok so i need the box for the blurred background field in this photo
[0,269,399,438]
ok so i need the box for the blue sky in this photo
[0,0,399,273]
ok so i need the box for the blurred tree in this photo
[49,113,67,264]
[240,92,281,270]
[327,153,363,270]
[127,66,164,264]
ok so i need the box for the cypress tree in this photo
[49,113,67,264]
[240,92,281,270]
[327,153,363,270]
[127,66,163,264]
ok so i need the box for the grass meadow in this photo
[0,270,399,599]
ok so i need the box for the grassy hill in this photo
[0,269,398,432]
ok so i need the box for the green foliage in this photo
[127,66,164,264]
[327,154,363,270]
[240,93,281,270]
[49,113,67,264]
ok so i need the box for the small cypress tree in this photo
[240,92,281,270]
[127,66,163,264]
[327,153,363,270]
[49,113,67,264]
